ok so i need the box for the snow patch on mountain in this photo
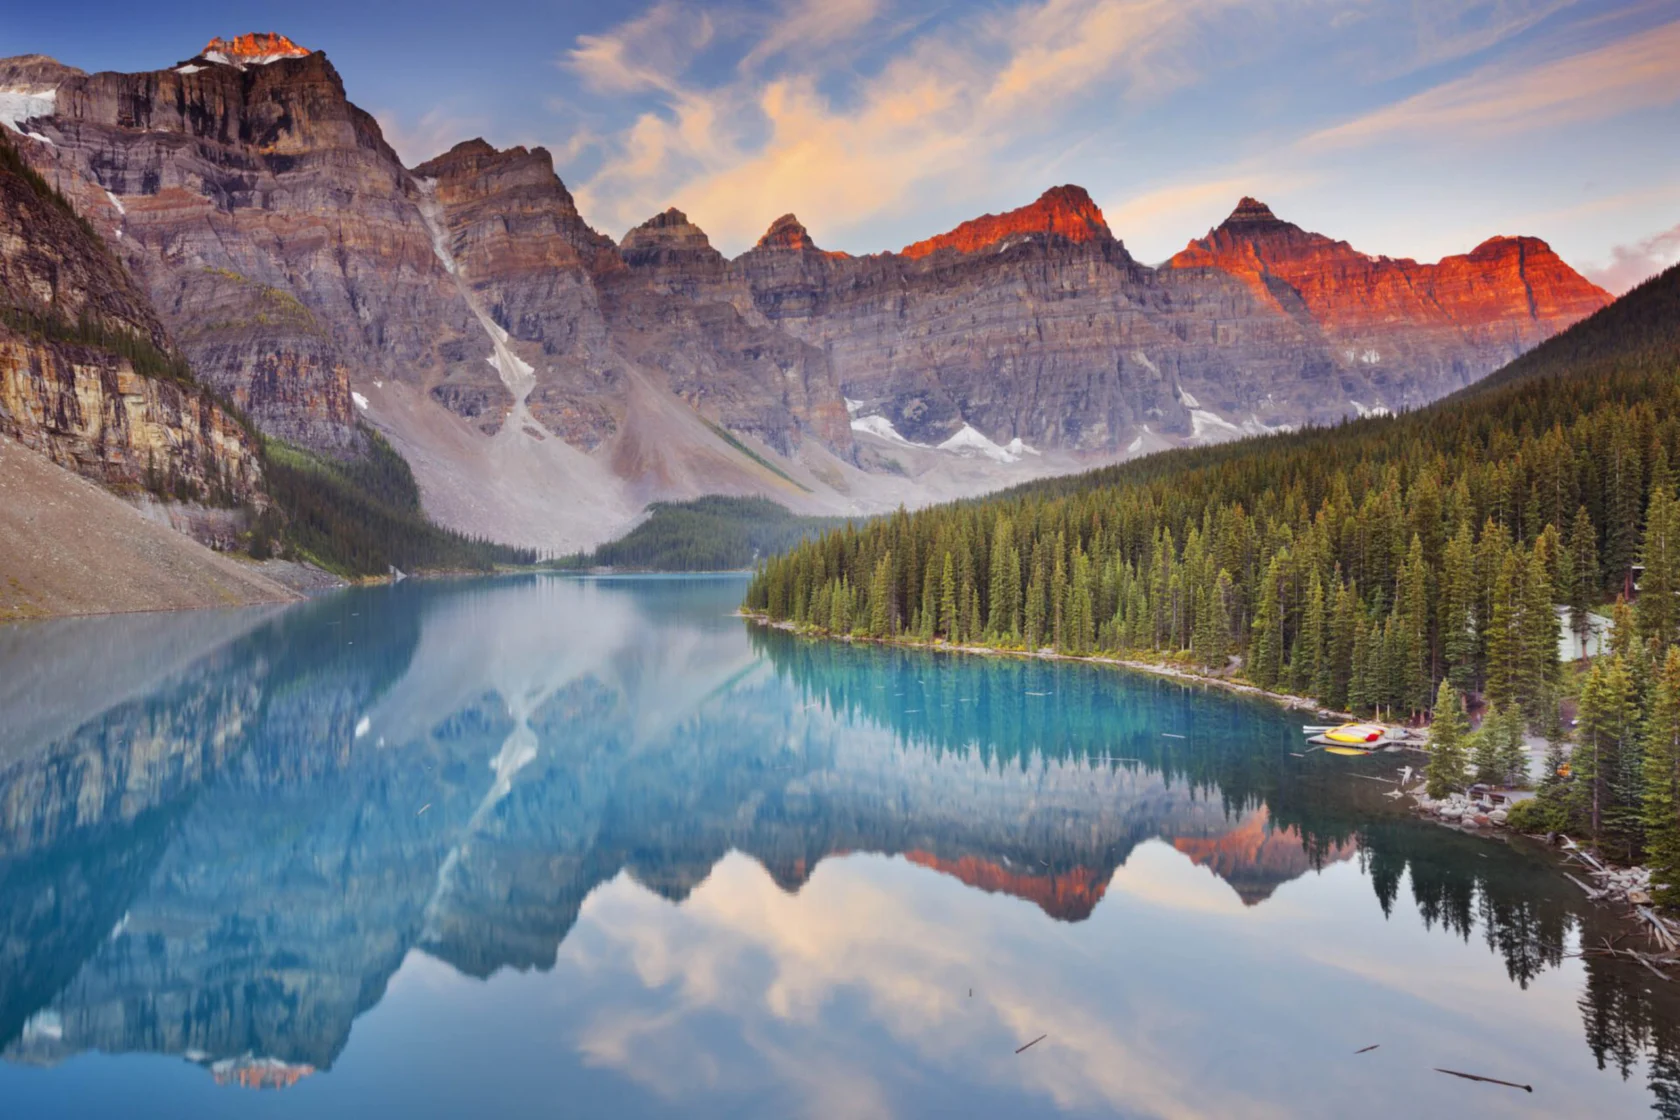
[0,89,55,134]
[851,414,912,444]
[939,424,1037,463]
[1189,409,1279,444]
[1189,409,1246,441]
[851,414,1037,464]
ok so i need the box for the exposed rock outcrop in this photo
[0,38,1612,550]
[899,184,1109,258]
[0,131,263,501]
[1165,198,1612,393]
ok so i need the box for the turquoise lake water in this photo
[0,573,1674,1118]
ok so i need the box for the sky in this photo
[5,0,1678,289]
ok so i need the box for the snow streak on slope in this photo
[356,179,640,553]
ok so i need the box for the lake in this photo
[0,574,1674,1118]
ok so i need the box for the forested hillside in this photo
[260,434,537,576]
[553,496,846,571]
[746,264,1680,869]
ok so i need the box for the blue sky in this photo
[5,0,1678,287]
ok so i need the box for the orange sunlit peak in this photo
[201,33,311,63]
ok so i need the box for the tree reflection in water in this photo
[0,575,1674,1114]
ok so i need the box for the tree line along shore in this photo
[744,264,1680,892]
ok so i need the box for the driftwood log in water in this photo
[1433,1069,1533,1093]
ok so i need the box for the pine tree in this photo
[1327,580,1356,709]
[1395,534,1431,714]
[1248,555,1285,690]
[1427,679,1469,798]
[1643,648,1680,907]
[987,514,1021,641]
[1639,484,1680,648]
[1471,720,1501,786]
[869,551,895,637]
[939,552,958,640]
[1575,654,1644,859]
[1441,523,1477,691]
[829,576,852,634]
[1294,568,1325,696]
[1569,505,1602,645]
[1348,609,1372,713]
[1492,703,1530,788]
[1024,547,1047,650]
[1520,548,1560,730]
[1484,552,1524,713]
[919,553,939,639]
[1067,546,1095,655]
[1209,568,1235,671]
[1605,423,1644,593]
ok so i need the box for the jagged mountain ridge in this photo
[0,36,1610,550]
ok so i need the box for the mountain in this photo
[0,132,263,504]
[1166,197,1609,393]
[0,126,300,615]
[745,263,1680,730]
[0,36,1611,552]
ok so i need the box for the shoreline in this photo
[737,611,1356,720]
[741,612,1680,950]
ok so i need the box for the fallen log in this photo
[1564,872,1603,899]
[1433,1069,1532,1093]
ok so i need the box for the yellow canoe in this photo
[1323,723,1386,745]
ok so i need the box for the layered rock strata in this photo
[0,130,262,500]
[0,37,1612,549]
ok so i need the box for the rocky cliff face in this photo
[0,132,262,501]
[1165,198,1611,401]
[0,37,1611,549]
[3,43,430,455]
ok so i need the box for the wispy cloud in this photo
[1305,17,1680,147]
[568,0,1289,251]
[739,0,885,73]
[542,0,1677,270]
[1405,0,1580,68]
[375,106,490,166]
[1102,172,1314,255]
[1587,222,1680,294]
[568,2,724,96]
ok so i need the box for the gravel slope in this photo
[0,437,301,619]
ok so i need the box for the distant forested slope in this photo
[260,433,537,576]
[555,496,848,571]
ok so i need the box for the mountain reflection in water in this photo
[0,574,1677,1118]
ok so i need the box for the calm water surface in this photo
[0,574,1675,1118]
